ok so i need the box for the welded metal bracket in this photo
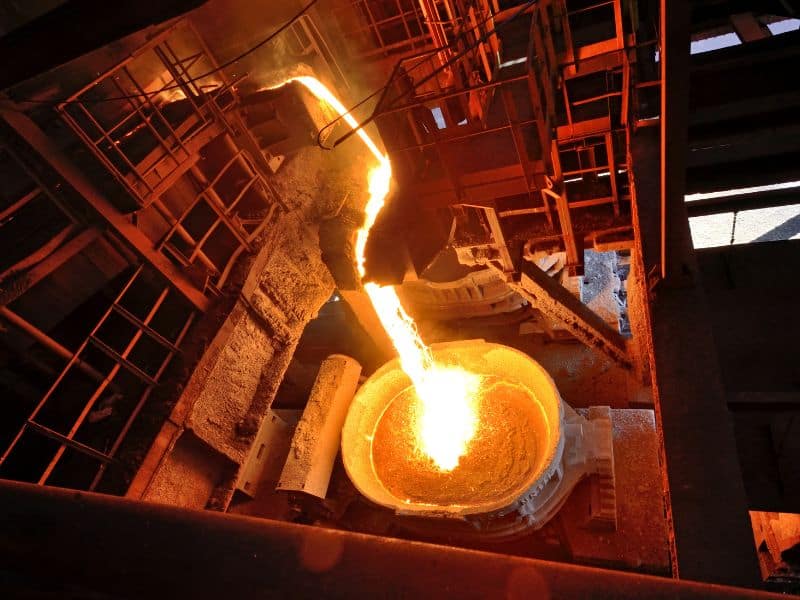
[511,259,632,369]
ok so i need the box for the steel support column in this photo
[659,0,691,282]
[626,0,764,579]
[0,480,783,599]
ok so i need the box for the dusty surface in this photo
[183,211,334,466]
[371,376,544,508]
[556,408,669,573]
[144,431,233,509]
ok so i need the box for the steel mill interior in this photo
[1,1,799,597]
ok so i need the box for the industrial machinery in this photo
[0,0,799,598]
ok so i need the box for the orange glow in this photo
[277,76,479,471]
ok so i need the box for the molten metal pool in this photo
[341,340,565,518]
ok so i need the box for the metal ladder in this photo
[0,265,195,490]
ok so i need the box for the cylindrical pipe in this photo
[0,479,782,599]
[0,306,106,383]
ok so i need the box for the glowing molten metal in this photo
[278,76,479,471]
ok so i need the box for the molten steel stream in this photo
[271,76,479,471]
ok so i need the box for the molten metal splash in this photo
[278,76,478,471]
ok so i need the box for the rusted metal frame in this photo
[549,139,580,270]
[354,4,426,30]
[0,266,143,468]
[186,219,226,269]
[571,89,621,107]
[419,0,450,57]
[605,131,620,216]
[110,304,181,353]
[88,308,195,491]
[659,0,689,282]
[87,336,158,386]
[612,0,624,49]
[562,164,607,176]
[112,71,184,169]
[161,40,231,119]
[389,112,539,149]
[531,9,555,123]
[565,0,614,18]
[385,71,529,114]
[0,185,39,222]
[352,32,433,58]
[154,43,205,113]
[0,227,100,306]
[513,260,631,369]
[65,103,155,198]
[482,206,514,273]
[26,419,113,464]
[555,0,575,64]
[155,180,212,252]
[379,2,534,114]
[499,206,548,217]
[160,40,237,138]
[216,204,278,286]
[206,149,247,195]
[431,128,465,200]
[562,80,574,126]
[38,285,170,485]
[226,177,259,219]
[538,2,558,77]
[621,48,631,126]
[2,109,210,311]
[182,20,240,109]
[58,21,187,104]
[500,87,541,217]
[295,15,351,92]
[0,224,78,281]
[394,0,414,43]
[215,204,276,289]
[125,55,199,151]
[361,0,388,51]
[190,166,254,251]
[569,195,615,209]
[156,210,220,274]
[526,29,553,173]
[467,7,493,81]
[500,88,532,178]
[0,306,106,384]
[118,68,190,190]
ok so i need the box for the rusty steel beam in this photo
[0,479,784,599]
[659,0,691,282]
[632,142,762,585]
[512,260,632,370]
[0,109,210,312]
[0,306,107,385]
[0,227,100,307]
